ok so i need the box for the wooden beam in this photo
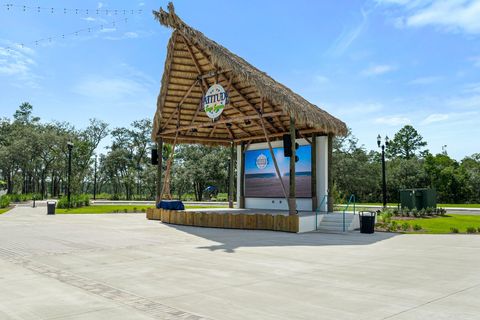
[289,117,297,215]
[258,114,290,209]
[243,140,252,154]
[239,142,245,208]
[161,79,198,130]
[158,134,230,144]
[185,42,278,135]
[228,142,235,208]
[161,112,284,135]
[234,128,327,143]
[218,73,279,133]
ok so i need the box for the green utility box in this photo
[400,188,437,210]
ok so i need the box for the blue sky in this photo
[245,146,311,176]
[1,0,479,160]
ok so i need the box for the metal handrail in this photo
[342,194,356,232]
[315,195,328,231]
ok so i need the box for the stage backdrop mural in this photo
[244,145,312,198]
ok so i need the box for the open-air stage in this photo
[146,208,359,233]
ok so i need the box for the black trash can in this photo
[47,201,56,215]
[359,211,376,234]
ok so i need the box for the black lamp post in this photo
[67,141,73,208]
[377,134,389,209]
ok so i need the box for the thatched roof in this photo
[151,2,347,145]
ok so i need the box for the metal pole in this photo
[381,145,387,209]
[67,143,73,208]
[93,155,97,200]
[228,142,235,208]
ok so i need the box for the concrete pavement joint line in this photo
[382,282,480,319]
[0,251,213,320]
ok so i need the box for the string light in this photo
[1,18,129,52]
[1,4,143,15]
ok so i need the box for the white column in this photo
[316,136,328,212]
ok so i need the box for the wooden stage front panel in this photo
[146,208,299,233]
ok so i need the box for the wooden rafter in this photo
[161,112,283,135]
[161,79,198,131]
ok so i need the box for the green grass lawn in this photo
[0,207,12,214]
[394,215,480,234]
[357,203,480,208]
[56,204,228,214]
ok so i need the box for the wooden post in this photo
[156,138,163,203]
[240,142,245,208]
[228,142,235,208]
[311,133,317,212]
[327,134,334,212]
[258,112,289,209]
[289,117,296,215]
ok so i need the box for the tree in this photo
[387,125,427,159]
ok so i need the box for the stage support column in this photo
[228,142,235,208]
[327,134,334,212]
[239,142,245,208]
[155,137,163,203]
[289,117,297,215]
[311,133,317,211]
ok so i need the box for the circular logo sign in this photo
[256,153,268,170]
[203,84,228,119]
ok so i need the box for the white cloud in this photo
[0,44,40,88]
[408,76,442,85]
[361,64,396,76]
[378,0,480,35]
[97,2,103,9]
[73,77,148,99]
[328,9,368,56]
[470,56,480,67]
[100,28,116,33]
[374,115,410,126]
[124,32,139,39]
[422,113,449,124]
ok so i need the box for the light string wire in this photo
[1,17,130,52]
[2,3,143,15]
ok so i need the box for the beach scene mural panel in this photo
[244,145,312,198]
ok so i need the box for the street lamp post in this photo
[377,135,389,209]
[67,142,73,208]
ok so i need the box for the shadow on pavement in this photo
[164,224,398,253]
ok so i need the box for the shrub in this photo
[477,227,480,233]
[413,224,422,231]
[401,222,410,231]
[450,227,459,233]
[466,227,477,234]
[141,208,146,213]
[426,207,433,215]
[378,212,392,224]
[57,194,90,209]
[0,195,10,208]
[387,221,398,232]
[123,208,128,213]
[133,207,137,213]
[412,209,418,217]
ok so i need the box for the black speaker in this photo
[151,148,158,165]
[283,134,292,157]
[283,134,299,157]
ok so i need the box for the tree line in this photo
[0,103,479,203]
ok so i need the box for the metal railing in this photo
[342,194,356,232]
[315,195,328,230]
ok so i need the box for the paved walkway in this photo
[0,207,479,319]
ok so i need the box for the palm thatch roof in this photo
[151,2,347,145]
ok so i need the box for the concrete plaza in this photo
[0,206,479,320]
